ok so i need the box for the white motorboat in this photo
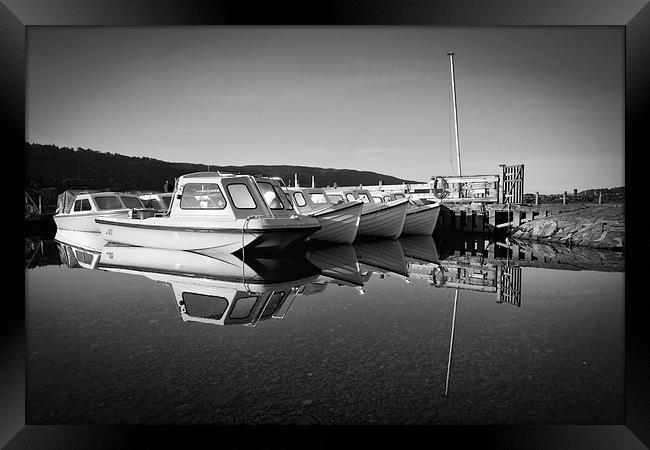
[54,190,154,232]
[324,188,408,239]
[94,173,321,253]
[285,187,363,244]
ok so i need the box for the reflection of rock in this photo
[509,238,624,272]
[511,204,624,250]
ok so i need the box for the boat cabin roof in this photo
[169,173,298,219]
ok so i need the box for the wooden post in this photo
[499,164,506,204]
[379,180,383,188]
[295,174,299,188]
[311,176,315,188]
[333,182,337,189]
[535,192,539,205]
[38,196,42,214]
[563,191,567,205]
[463,211,473,233]
[488,209,496,230]
[512,209,521,228]
[475,212,485,233]
[598,191,602,204]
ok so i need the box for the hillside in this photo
[25,143,419,192]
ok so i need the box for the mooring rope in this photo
[241,216,252,292]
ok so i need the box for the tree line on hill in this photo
[25,142,418,208]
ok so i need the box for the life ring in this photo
[430,264,447,287]
[432,177,449,199]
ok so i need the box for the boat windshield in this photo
[160,195,172,208]
[227,184,256,209]
[372,196,383,203]
[94,195,123,210]
[120,196,145,209]
[327,194,344,204]
[345,193,357,202]
[257,182,284,210]
[309,193,328,204]
[180,183,227,209]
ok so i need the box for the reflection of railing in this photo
[497,266,522,307]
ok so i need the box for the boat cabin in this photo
[56,190,147,215]
[169,172,298,220]
[285,187,335,214]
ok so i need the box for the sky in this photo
[26,27,624,193]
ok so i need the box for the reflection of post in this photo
[444,288,459,397]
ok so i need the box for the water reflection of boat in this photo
[305,243,363,286]
[400,235,440,264]
[98,245,320,284]
[96,246,321,326]
[54,229,109,269]
[354,239,409,279]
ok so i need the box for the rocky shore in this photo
[510,203,624,250]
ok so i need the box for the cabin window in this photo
[384,196,392,203]
[257,182,284,210]
[373,196,383,203]
[182,293,229,320]
[327,194,344,204]
[309,193,328,204]
[227,183,257,209]
[229,296,258,320]
[345,193,357,202]
[358,193,371,203]
[120,196,145,209]
[394,193,405,199]
[261,292,286,319]
[94,196,123,210]
[73,199,92,212]
[74,250,94,265]
[181,183,227,210]
[284,193,294,207]
[293,192,307,207]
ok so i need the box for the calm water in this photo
[24,233,625,425]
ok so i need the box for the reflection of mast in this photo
[444,288,459,397]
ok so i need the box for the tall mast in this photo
[447,52,462,176]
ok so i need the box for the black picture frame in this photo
[8,1,648,447]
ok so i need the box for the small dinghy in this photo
[285,187,363,244]
[94,172,321,253]
[325,188,408,239]
[370,191,441,235]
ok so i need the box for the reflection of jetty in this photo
[27,230,624,329]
